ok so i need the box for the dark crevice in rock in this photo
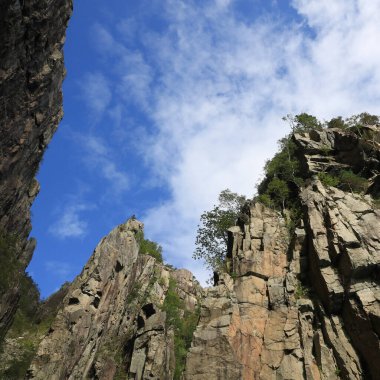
[115,260,123,273]
[68,297,80,305]
[92,297,100,309]
[240,270,269,281]
[142,303,156,319]
[137,315,145,330]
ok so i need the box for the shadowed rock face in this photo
[0,0,72,341]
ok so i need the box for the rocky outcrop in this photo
[294,126,380,378]
[1,2,378,379]
[0,0,72,340]
[294,126,380,178]
[28,219,202,380]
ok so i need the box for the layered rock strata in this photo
[28,219,202,380]
[0,0,72,340]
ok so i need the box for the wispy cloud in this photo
[49,203,91,239]
[81,134,129,194]
[44,261,73,279]
[80,72,112,121]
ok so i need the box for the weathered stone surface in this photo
[0,0,72,340]
[183,126,380,379]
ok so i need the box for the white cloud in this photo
[95,0,380,284]
[80,72,112,120]
[81,135,129,194]
[116,50,153,109]
[44,261,73,279]
[49,203,90,239]
[92,23,153,110]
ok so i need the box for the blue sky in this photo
[28,0,380,297]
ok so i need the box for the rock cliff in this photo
[27,219,202,380]
[0,0,72,340]
[183,125,380,380]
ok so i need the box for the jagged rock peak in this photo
[28,219,202,380]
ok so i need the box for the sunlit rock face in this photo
[28,219,202,380]
[0,0,72,341]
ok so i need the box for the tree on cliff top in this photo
[193,189,246,273]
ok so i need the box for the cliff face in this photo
[0,0,72,340]
[184,192,377,380]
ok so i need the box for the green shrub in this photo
[285,206,303,238]
[1,286,53,380]
[318,170,368,193]
[2,339,36,379]
[267,178,289,210]
[257,135,303,212]
[295,282,309,299]
[193,189,246,273]
[318,172,340,187]
[327,116,346,129]
[136,231,163,263]
[346,112,379,128]
[256,124,305,231]
[338,170,368,193]
[256,193,272,208]
[320,145,333,156]
[294,113,323,132]
[282,113,323,133]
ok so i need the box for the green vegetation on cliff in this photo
[0,280,69,379]
[136,230,163,263]
[162,277,200,379]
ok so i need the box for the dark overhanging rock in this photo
[0,0,73,341]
